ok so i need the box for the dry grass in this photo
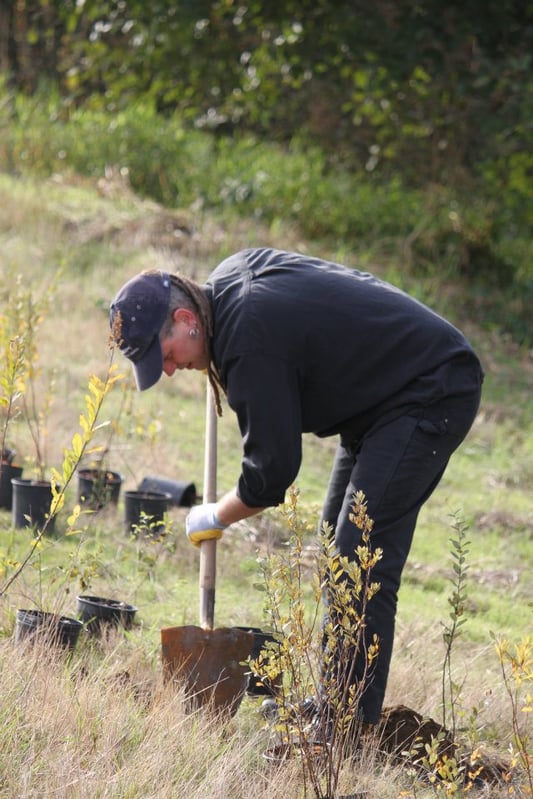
[0,634,292,799]
[0,622,522,799]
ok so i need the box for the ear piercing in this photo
[189,327,199,338]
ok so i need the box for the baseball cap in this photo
[110,271,171,391]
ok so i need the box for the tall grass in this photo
[0,636,299,799]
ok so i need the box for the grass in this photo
[0,170,531,798]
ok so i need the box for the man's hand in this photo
[185,502,226,546]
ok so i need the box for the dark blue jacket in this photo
[205,248,483,508]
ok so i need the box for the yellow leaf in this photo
[67,505,81,527]
[50,493,65,515]
[71,432,84,458]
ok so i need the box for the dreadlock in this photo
[165,273,226,417]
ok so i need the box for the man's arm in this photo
[214,487,265,526]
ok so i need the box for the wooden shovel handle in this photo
[199,383,218,629]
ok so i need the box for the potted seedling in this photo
[75,374,133,511]
[77,459,123,510]
[11,361,58,531]
[2,354,124,602]
[0,280,50,524]
[124,488,171,537]
[3,275,70,532]
[0,293,28,510]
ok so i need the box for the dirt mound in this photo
[376,704,511,788]
[377,704,455,763]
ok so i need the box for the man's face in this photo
[160,310,209,375]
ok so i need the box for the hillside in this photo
[0,170,531,799]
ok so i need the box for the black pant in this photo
[319,386,482,724]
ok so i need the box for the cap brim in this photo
[131,337,163,391]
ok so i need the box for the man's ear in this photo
[172,307,196,325]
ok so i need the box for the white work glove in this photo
[185,502,226,547]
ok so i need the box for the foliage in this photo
[0,273,56,480]
[0,290,26,460]
[0,350,123,598]
[397,524,532,797]
[494,635,533,797]
[1,84,531,344]
[415,520,485,795]
[253,486,382,799]
[441,514,471,737]
[2,2,531,335]
[3,2,531,185]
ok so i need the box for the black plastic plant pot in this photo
[124,490,171,536]
[77,595,137,634]
[0,463,23,510]
[77,468,123,510]
[11,478,55,531]
[137,475,197,507]
[15,609,83,651]
[236,626,283,697]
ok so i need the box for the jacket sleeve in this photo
[224,353,303,508]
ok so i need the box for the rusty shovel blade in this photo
[161,624,254,716]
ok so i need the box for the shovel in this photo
[161,383,254,716]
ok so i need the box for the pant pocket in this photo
[418,418,449,436]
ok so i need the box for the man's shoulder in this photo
[208,248,258,281]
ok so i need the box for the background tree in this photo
[2,0,530,185]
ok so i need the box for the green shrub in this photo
[1,85,530,344]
